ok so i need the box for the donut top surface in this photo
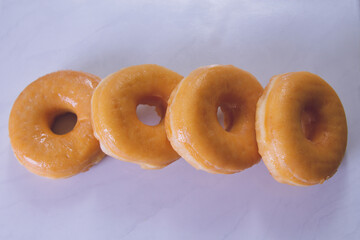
[256,71,347,185]
[166,65,263,174]
[91,64,183,168]
[9,70,103,178]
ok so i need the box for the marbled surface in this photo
[1,0,360,239]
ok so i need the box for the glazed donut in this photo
[91,64,183,169]
[165,65,263,174]
[256,72,347,186]
[9,70,105,178]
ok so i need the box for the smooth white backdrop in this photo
[0,0,359,239]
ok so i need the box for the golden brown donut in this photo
[9,70,105,179]
[91,64,183,169]
[256,72,347,186]
[165,65,263,174]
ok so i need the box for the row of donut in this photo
[9,64,347,186]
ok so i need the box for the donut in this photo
[91,64,183,169]
[9,70,105,179]
[256,72,347,186]
[165,65,263,174]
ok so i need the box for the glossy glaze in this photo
[166,65,263,174]
[256,72,348,186]
[9,70,105,178]
[91,64,183,169]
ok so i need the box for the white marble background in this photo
[1,0,359,239]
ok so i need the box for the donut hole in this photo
[217,104,235,132]
[217,107,226,129]
[301,107,319,141]
[136,96,166,126]
[51,112,77,135]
